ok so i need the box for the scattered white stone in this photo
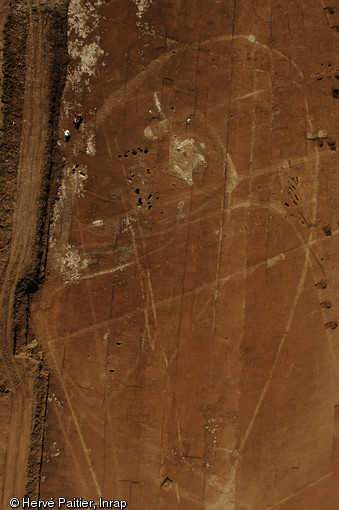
[153,91,162,114]
[169,136,206,186]
[144,125,156,140]
[176,201,185,219]
[131,0,152,19]
[86,132,96,156]
[144,95,206,186]
[144,119,168,140]
[58,244,89,283]
[68,38,104,89]
[135,20,159,38]
[67,0,105,92]
[48,393,63,408]
[51,442,60,458]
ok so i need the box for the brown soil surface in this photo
[0,0,67,502]
[0,0,8,130]
[1,0,339,508]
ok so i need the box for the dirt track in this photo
[0,0,67,501]
[1,0,339,508]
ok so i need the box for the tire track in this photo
[0,0,68,501]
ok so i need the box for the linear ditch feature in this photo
[0,0,69,500]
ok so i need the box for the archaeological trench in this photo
[0,0,339,508]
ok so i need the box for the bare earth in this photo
[1,0,339,508]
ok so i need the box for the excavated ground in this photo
[0,0,68,502]
[1,0,339,508]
